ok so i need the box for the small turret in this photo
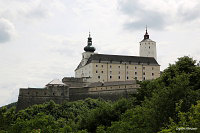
[84,32,96,52]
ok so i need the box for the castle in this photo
[16,28,160,111]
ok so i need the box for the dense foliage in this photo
[0,56,200,133]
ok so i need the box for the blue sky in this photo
[0,0,200,106]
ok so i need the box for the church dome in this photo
[84,45,96,52]
[84,32,96,52]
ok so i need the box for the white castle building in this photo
[75,29,160,82]
[16,28,161,110]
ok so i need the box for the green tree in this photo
[160,100,200,133]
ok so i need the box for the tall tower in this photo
[139,27,157,60]
[81,32,96,66]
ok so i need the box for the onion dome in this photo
[84,32,96,52]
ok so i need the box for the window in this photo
[96,65,98,67]
[110,71,112,74]
[96,70,98,73]
[152,73,154,76]
[118,76,120,79]
[127,71,129,74]
[143,72,145,75]
[127,66,129,69]
[152,67,154,70]
[135,66,137,69]
[135,72,137,75]
[118,66,120,68]
[102,65,103,68]
[101,71,103,73]
[110,76,112,79]
[98,76,100,79]
[119,71,120,74]
[143,77,146,80]
[143,67,145,70]
[135,77,137,80]
[127,77,129,79]
[110,65,112,68]
[149,46,150,49]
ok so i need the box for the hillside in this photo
[0,56,200,133]
[0,102,17,110]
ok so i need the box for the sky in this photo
[0,0,200,106]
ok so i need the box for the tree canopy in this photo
[1,56,200,133]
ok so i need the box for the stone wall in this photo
[16,86,69,111]
[62,77,89,87]
[16,81,138,111]
[69,87,137,101]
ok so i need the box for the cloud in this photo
[124,12,165,30]
[178,1,200,22]
[0,18,16,43]
[118,0,200,31]
[0,0,65,22]
[118,0,166,30]
[25,5,52,19]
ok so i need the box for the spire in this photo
[145,25,148,34]
[89,31,91,38]
[84,32,96,52]
[144,26,149,39]
[87,32,92,46]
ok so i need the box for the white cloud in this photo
[118,0,200,30]
[0,18,16,43]
[0,0,65,23]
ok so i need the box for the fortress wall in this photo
[69,87,137,101]
[16,86,69,111]
[17,83,138,111]
[89,84,139,92]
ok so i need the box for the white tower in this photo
[139,27,157,60]
[81,32,96,66]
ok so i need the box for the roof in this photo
[88,54,159,65]
[46,79,65,86]
[76,54,159,70]
[140,38,155,43]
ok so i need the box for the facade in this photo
[75,29,160,82]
